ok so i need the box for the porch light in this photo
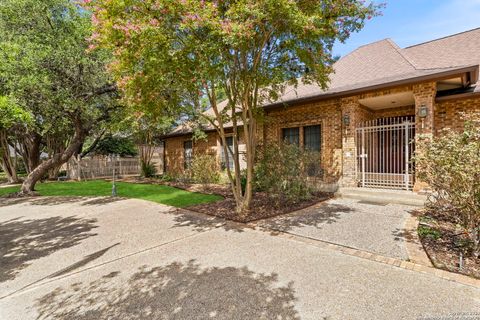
[418,105,429,118]
[343,114,350,126]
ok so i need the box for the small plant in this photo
[190,154,220,184]
[418,226,441,240]
[141,161,157,178]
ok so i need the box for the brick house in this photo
[161,28,480,193]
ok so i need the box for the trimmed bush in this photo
[255,143,321,203]
[189,154,220,184]
[415,114,480,257]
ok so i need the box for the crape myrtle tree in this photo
[0,0,118,194]
[88,0,381,216]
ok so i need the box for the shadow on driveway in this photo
[0,216,98,282]
[35,260,300,320]
[168,208,250,233]
[257,202,351,233]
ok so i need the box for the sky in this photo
[334,0,480,57]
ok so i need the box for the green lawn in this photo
[0,180,222,208]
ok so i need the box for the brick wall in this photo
[263,99,343,183]
[435,97,480,135]
[164,132,218,175]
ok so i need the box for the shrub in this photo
[141,161,157,178]
[189,154,220,184]
[255,143,321,203]
[415,114,480,257]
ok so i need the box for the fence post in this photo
[119,156,123,177]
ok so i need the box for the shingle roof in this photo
[272,28,480,104]
[403,27,480,92]
[165,28,480,137]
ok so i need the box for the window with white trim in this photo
[220,136,235,170]
[184,140,192,169]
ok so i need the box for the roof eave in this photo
[264,65,479,110]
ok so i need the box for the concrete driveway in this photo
[256,198,414,260]
[0,197,479,319]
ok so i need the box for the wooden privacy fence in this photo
[66,156,140,180]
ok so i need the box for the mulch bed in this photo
[120,177,332,223]
[186,191,332,223]
[418,214,480,279]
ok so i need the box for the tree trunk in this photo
[18,133,42,174]
[79,129,105,158]
[19,127,85,195]
[48,165,62,180]
[472,228,480,259]
[0,131,19,183]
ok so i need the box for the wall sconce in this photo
[343,114,351,126]
[418,105,429,118]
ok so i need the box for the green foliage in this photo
[0,96,32,130]
[415,114,480,256]
[141,161,157,178]
[418,226,441,240]
[0,0,116,172]
[255,143,320,203]
[88,0,380,111]
[93,135,138,157]
[189,154,220,184]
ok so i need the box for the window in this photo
[282,127,300,145]
[281,124,322,177]
[304,125,321,151]
[221,136,235,170]
[184,141,192,169]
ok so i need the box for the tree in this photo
[89,0,380,216]
[89,135,138,157]
[0,0,117,194]
[0,96,32,183]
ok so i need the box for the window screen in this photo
[282,127,300,145]
[184,141,193,169]
[304,125,321,151]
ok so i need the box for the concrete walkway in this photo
[0,197,479,319]
[256,198,414,260]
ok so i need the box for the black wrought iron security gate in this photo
[356,116,415,190]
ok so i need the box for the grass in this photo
[0,180,222,208]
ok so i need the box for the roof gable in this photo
[330,39,416,88]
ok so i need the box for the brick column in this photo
[340,97,359,187]
[413,82,436,137]
[413,82,437,192]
